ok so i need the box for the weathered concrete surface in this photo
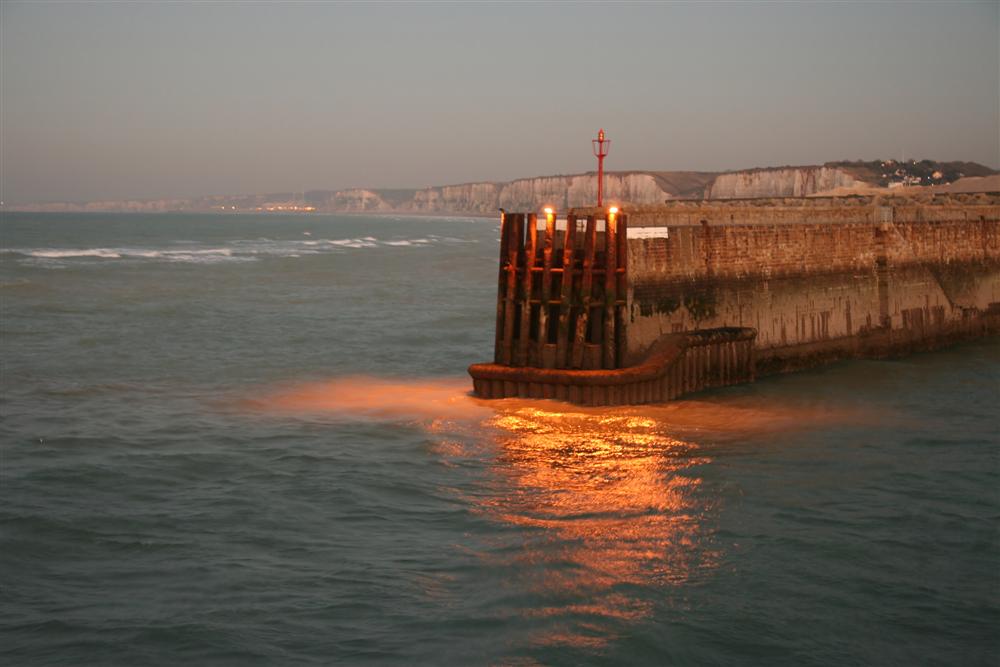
[623,194,1000,373]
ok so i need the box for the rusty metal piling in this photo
[516,213,538,366]
[555,214,577,368]
[571,216,597,369]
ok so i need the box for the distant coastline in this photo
[6,159,996,216]
[1,209,499,222]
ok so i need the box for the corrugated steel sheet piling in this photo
[555,214,577,369]
[536,209,556,368]
[571,215,597,370]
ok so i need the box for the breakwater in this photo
[469,194,1000,404]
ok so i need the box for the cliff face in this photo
[500,173,675,211]
[403,173,676,214]
[329,189,396,212]
[705,167,864,199]
[408,182,502,214]
[12,165,935,214]
[406,168,866,213]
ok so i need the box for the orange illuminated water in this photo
[473,408,713,648]
[241,374,886,649]
[242,374,879,435]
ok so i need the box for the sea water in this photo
[2,213,998,665]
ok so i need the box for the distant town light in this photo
[609,206,619,215]
[543,207,554,215]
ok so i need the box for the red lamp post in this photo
[592,128,610,208]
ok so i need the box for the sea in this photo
[2,212,998,666]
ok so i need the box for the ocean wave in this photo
[26,248,123,259]
[384,237,435,247]
[9,247,248,265]
[3,235,476,266]
[127,248,235,259]
[327,239,378,248]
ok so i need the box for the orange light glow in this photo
[240,377,879,436]
[237,376,492,423]
[239,375,885,648]
[469,404,717,648]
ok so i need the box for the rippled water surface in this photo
[2,213,998,665]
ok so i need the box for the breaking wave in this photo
[2,234,472,266]
[23,248,125,259]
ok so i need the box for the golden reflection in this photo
[241,376,886,649]
[235,376,493,423]
[472,405,720,648]
[241,374,880,436]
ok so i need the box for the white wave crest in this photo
[10,233,473,267]
[326,238,378,248]
[27,248,122,259]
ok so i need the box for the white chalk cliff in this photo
[10,166,881,213]
[705,167,865,199]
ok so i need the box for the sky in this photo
[1,1,997,204]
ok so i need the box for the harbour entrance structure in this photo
[468,194,1000,405]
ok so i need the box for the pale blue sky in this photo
[2,1,997,203]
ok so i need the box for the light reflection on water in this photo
[473,406,719,648]
[242,375,878,435]
[242,375,885,650]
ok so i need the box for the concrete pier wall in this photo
[624,195,1000,372]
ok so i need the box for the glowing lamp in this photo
[543,207,556,229]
